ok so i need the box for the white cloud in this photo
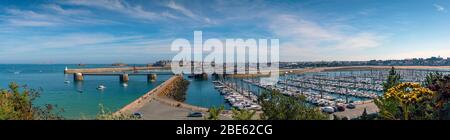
[434,4,446,12]
[3,8,61,27]
[167,1,196,19]
[1,7,115,27]
[334,33,381,49]
[7,19,56,27]
[43,4,91,15]
[166,0,214,24]
[0,33,173,57]
[268,14,384,61]
[0,33,174,64]
[271,15,336,40]
[62,0,176,21]
[270,14,383,50]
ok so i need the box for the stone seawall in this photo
[114,75,182,114]
[65,66,170,74]
[154,97,209,112]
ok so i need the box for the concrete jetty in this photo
[116,75,208,114]
[64,66,170,74]
[72,72,169,82]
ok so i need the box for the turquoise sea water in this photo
[0,64,231,119]
[184,76,231,109]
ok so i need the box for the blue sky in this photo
[0,0,449,64]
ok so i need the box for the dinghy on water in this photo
[97,84,106,90]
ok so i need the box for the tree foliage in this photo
[382,66,401,92]
[95,104,141,120]
[231,108,256,120]
[258,90,328,120]
[0,83,64,120]
[205,105,224,120]
[425,73,450,119]
[376,67,404,120]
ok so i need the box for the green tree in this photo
[258,90,328,120]
[374,97,402,120]
[425,73,450,119]
[0,83,64,120]
[95,104,141,120]
[231,108,256,120]
[375,67,403,120]
[423,72,444,87]
[205,106,224,120]
[382,66,401,92]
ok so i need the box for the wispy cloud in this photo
[2,8,61,27]
[434,4,446,12]
[1,6,115,27]
[269,14,384,61]
[62,0,178,21]
[271,15,383,50]
[43,4,91,15]
[166,0,214,24]
[0,33,174,63]
[167,1,196,19]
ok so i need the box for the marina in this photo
[1,64,449,118]
[218,68,450,114]
[212,80,261,110]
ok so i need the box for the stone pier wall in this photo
[115,75,184,114]
[65,66,170,74]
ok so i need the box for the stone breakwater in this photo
[114,75,182,114]
[64,66,170,74]
[154,97,209,112]
[114,75,209,115]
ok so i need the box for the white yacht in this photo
[97,84,106,90]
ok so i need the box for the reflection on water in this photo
[0,64,170,119]
[0,64,237,119]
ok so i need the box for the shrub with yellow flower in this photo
[384,82,435,120]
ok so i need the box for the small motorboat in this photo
[97,84,106,90]
[64,80,71,84]
[122,83,128,87]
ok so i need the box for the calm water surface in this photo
[0,64,229,118]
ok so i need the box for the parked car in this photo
[335,103,346,112]
[321,106,335,114]
[133,112,143,118]
[346,103,356,109]
[187,112,203,117]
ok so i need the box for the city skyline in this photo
[1,0,450,64]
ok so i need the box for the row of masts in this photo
[179,58,271,75]
[217,69,448,107]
